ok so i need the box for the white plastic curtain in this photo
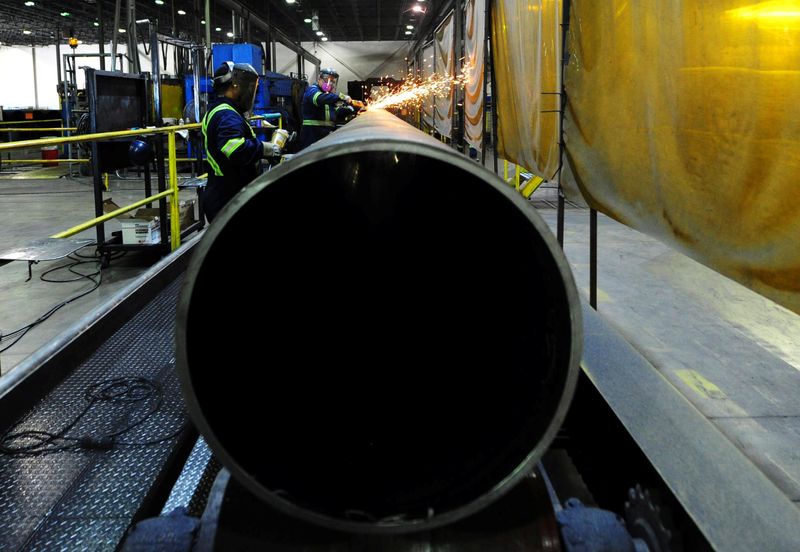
[421,43,435,129]
[464,0,486,151]
[434,12,455,138]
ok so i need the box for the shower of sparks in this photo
[365,68,473,111]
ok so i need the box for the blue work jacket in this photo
[201,98,263,221]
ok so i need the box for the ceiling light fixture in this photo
[286,0,296,4]
[23,30,32,34]
[321,37,328,41]
[60,11,70,16]
[226,32,234,37]
[24,1,34,6]
[155,0,164,5]
[405,30,412,35]
[316,31,324,36]
[201,20,206,24]
[93,21,99,26]
[412,5,424,12]
[215,27,222,31]
[304,18,312,23]
[178,9,186,15]
[406,25,413,29]
[119,28,126,33]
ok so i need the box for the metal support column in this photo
[98,0,106,70]
[32,48,38,109]
[488,0,498,175]
[556,0,571,249]
[453,0,463,152]
[480,0,489,166]
[127,0,140,73]
[111,0,121,71]
[589,208,597,309]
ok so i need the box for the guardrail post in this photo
[168,130,181,251]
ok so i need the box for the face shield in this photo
[319,74,338,93]
[231,64,259,114]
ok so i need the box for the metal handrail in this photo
[0,124,202,152]
[2,123,204,252]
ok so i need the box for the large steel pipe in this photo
[176,109,582,533]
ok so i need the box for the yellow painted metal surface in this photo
[51,190,173,239]
[0,123,201,152]
[563,1,800,314]
[675,369,728,400]
[168,132,181,251]
[492,0,561,179]
[161,82,185,120]
[521,175,545,198]
[0,127,76,132]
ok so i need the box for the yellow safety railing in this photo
[0,127,77,132]
[0,118,65,126]
[0,158,90,163]
[503,159,545,199]
[0,123,201,252]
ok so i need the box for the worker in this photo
[202,61,282,222]
[298,67,360,150]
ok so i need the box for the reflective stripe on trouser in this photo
[302,120,335,127]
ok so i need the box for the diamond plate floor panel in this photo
[0,275,188,551]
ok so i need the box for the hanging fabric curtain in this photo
[564,0,800,314]
[464,0,486,151]
[491,0,561,176]
[434,11,455,138]
[421,43,435,130]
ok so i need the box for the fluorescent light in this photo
[321,37,328,41]
[286,0,296,4]
[304,18,312,23]
[24,1,34,6]
[155,0,164,5]
[178,9,186,15]
[215,27,221,31]
[405,30,412,35]
[201,20,205,24]
[412,5,424,12]
[93,21,99,26]
[226,32,234,37]
[316,31,323,36]
[23,30,31,34]
[406,25,413,29]
[119,28,126,33]
[60,11,70,16]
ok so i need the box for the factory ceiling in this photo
[0,0,429,47]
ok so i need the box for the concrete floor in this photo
[1,162,798,516]
[532,187,800,510]
[0,166,199,372]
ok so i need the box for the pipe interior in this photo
[185,150,574,523]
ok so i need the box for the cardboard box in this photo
[104,198,196,245]
[121,217,161,245]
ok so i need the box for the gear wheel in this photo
[625,484,682,552]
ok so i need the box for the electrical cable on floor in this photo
[0,376,187,457]
[0,246,124,354]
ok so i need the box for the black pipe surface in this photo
[176,109,582,534]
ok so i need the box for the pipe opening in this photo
[182,149,576,529]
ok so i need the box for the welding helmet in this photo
[213,61,260,113]
[319,67,339,93]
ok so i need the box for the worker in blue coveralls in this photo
[202,61,281,222]
[298,67,357,150]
